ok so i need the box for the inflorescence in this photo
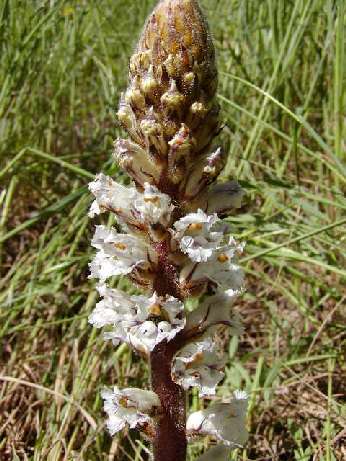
[88,1,248,459]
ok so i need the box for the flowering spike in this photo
[89,1,248,460]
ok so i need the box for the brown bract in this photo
[116,0,223,203]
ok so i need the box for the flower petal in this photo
[101,386,161,436]
[174,209,228,262]
[89,225,155,282]
[172,336,226,396]
[187,391,248,447]
[88,173,136,218]
[180,241,244,294]
[114,138,162,187]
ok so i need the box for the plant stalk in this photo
[150,239,187,461]
[150,341,187,461]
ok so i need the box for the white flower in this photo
[196,445,231,461]
[180,239,244,293]
[89,225,155,282]
[101,386,161,435]
[173,209,229,262]
[135,183,174,228]
[185,291,243,336]
[89,284,138,328]
[88,173,136,218]
[89,174,173,230]
[172,336,226,396]
[128,293,185,352]
[89,287,185,354]
[186,391,248,448]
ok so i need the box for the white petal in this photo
[159,295,185,324]
[135,182,174,226]
[106,413,126,435]
[88,173,136,217]
[130,321,158,352]
[88,300,120,328]
[172,337,226,396]
[180,244,244,293]
[93,286,140,325]
[89,199,101,218]
[103,326,127,346]
[114,138,162,187]
[174,210,228,262]
[89,225,154,282]
[186,392,249,447]
[89,251,132,281]
[157,320,183,343]
[122,387,161,412]
[101,386,160,436]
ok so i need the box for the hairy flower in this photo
[89,174,173,232]
[102,386,161,435]
[88,1,248,459]
[186,391,248,447]
[89,225,156,283]
[172,336,226,396]
[89,285,185,354]
[114,138,164,188]
[180,240,244,295]
[173,209,229,262]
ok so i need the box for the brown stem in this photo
[150,340,187,461]
[150,236,187,461]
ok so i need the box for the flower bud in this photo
[114,138,163,188]
[161,79,185,109]
[118,0,221,199]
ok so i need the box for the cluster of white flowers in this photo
[90,285,185,354]
[88,171,248,455]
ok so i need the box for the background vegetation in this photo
[0,0,345,459]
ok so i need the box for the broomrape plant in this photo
[88,1,248,460]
